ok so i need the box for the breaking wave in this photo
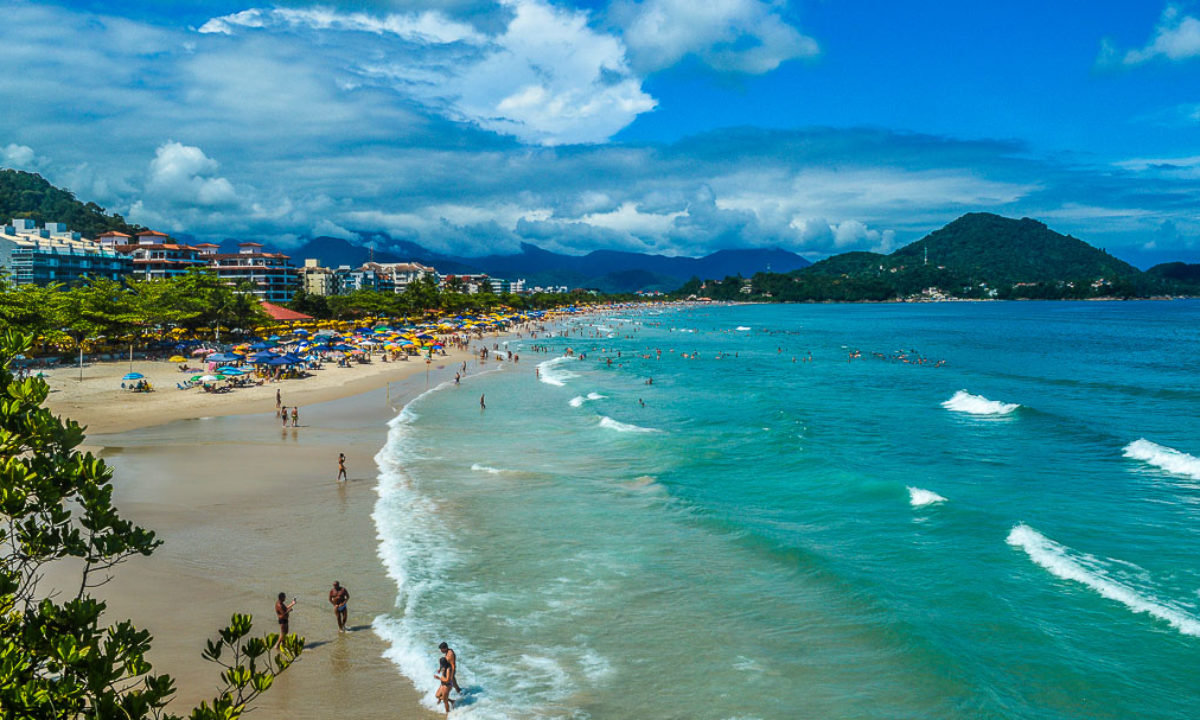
[907,487,947,507]
[1123,439,1200,481]
[598,416,660,434]
[942,390,1020,415]
[1006,524,1200,637]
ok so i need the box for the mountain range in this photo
[4,168,1199,297]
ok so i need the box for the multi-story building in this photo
[331,261,437,295]
[298,259,337,296]
[441,273,491,294]
[206,242,297,303]
[0,219,132,285]
[488,277,525,294]
[102,230,207,280]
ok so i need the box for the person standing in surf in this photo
[439,641,462,694]
[329,581,349,633]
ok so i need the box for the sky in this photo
[3,1,1200,266]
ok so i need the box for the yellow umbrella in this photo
[169,355,186,362]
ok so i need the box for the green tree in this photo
[0,330,302,719]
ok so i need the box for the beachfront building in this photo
[332,261,438,294]
[207,242,298,303]
[298,259,337,296]
[0,218,133,285]
[488,277,525,294]
[441,273,492,293]
[104,230,207,280]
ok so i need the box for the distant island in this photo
[678,213,1200,302]
[2,168,1198,301]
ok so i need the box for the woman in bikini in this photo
[434,656,455,714]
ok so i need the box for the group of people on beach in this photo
[273,584,462,715]
[276,390,300,426]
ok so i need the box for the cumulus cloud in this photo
[200,1,656,145]
[1108,4,1200,65]
[612,0,819,74]
[145,142,238,207]
[1,143,39,170]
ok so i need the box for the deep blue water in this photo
[372,300,1200,720]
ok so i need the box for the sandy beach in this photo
[40,345,498,719]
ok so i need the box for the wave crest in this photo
[538,356,579,387]
[907,487,947,507]
[942,390,1020,415]
[1123,439,1200,481]
[599,416,660,433]
[1006,523,1200,637]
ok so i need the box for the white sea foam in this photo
[942,390,1020,415]
[1123,439,1200,481]
[1006,524,1200,637]
[569,392,607,408]
[537,356,579,387]
[907,487,947,507]
[471,463,505,475]
[736,326,751,331]
[599,416,661,433]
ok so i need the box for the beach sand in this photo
[43,350,457,435]
[40,347,499,719]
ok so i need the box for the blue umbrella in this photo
[268,335,281,341]
[293,329,309,336]
[122,372,144,380]
[250,341,274,350]
[206,352,241,363]
[217,366,246,375]
[249,351,278,363]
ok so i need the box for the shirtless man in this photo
[438,642,462,694]
[329,581,349,632]
[275,592,296,649]
[337,453,347,482]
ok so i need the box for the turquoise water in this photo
[372,301,1200,720]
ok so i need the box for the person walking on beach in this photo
[291,406,299,427]
[439,641,462,694]
[281,406,288,427]
[276,389,281,410]
[479,394,486,410]
[329,581,349,633]
[337,453,347,482]
[275,592,296,649]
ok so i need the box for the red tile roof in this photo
[260,301,313,321]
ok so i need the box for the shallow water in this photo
[373,301,1200,720]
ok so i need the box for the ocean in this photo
[371,300,1200,720]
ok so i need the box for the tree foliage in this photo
[0,169,143,239]
[0,329,302,719]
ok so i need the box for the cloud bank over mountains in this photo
[1,1,1198,265]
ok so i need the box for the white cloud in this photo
[1116,4,1200,65]
[199,6,483,44]
[198,1,656,145]
[145,141,238,207]
[1,143,38,170]
[613,0,818,74]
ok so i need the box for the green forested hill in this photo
[691,213,1178,301]
[891,213,1139,282]
[0,169,143,238]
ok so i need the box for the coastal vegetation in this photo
[0,329,303,718]
[0,169,143,239]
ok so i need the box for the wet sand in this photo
[65,357,494,719]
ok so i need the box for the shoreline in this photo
[47,343,515,719]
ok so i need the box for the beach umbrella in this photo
[122,372,144,381]
[268,335,281,341]
[197,375,221,382]
[217,366,245,376]
[207,352,241,363]
[168,355,186,362]
[293,329,310,336]
[191,348,213,356]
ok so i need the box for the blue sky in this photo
[3,0,1200,265]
